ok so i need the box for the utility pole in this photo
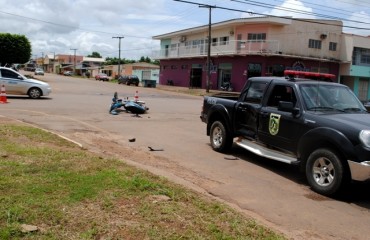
[40,52,44,70]
[112,36,124,78]
[70,48,77,74]
[199,4,215,93]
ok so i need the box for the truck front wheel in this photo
[306,148,347,196]
[210,121,233,153]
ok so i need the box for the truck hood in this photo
[320,113,370,130]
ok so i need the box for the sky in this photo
[0,0,369,61]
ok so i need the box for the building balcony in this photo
[152,40,340,62]
[152,40,280,60]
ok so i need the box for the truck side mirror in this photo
[278,101,300,116]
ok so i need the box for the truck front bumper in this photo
[348,160,370,181]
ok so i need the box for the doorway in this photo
[218,69,232,89]
[190,67,202,88]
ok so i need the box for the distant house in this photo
[40,54,104,75]
[99,62,159,82]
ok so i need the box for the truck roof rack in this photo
[284,70,336,82]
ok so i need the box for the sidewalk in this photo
[155,84,224,97]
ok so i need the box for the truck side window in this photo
[245,82,267,103]
[267,85,296,107]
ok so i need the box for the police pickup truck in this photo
[200,73,370,196]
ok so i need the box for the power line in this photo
[232,0,370,24]
[174,0,370,31]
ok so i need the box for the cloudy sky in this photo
[0,0,369,60]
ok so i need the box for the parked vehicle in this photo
[118,75,139,86]
[200,71,370,196]
[34,68,44,75]
[95,73,110,81]
[63,71,73,76]
[0,67,51,99]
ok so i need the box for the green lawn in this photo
[0,124,286,240]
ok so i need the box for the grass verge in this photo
[0,124,286,239]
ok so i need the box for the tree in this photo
[87,52,102,58]
[139,56,159,65]
[0,33,31,66]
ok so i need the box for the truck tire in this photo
[210,121,233,153]
[305,148,347,196]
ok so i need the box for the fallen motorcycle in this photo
[110,92,149,116]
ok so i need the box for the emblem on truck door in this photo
[269,113,281,135]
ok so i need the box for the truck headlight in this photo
[359,130,370,148]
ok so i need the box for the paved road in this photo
[1,72,370,240]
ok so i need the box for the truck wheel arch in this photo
[206,105,233,136]
[298,127,353,177]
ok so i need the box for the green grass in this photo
[0,124,286,239]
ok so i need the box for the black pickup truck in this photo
[200,76,370,196]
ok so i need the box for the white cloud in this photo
[267,0,314,18]
[343,11,370,36]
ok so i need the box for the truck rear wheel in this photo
[306,148,347,196]
[210,121,233,153]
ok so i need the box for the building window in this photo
[181,65,188,69]
[170,43,177,50]
[219,36,229,45]
[267,64,285,76]
[248,33,266,41]
[361,55,370,64]
[308,39,322,49]
[248,63,262,78]
[171,65,177,69]
[192,40,200,48]
[329,42,337,51]
[212,38,218,46]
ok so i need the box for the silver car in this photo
[34,68,45,75]
[0,67,51,99]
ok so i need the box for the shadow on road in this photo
[223,143,370,208]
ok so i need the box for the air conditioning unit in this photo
[320,34,327,39]
[180,36,187,42]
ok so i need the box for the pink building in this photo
[152,17,342,92]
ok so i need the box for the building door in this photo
[358,78,368,101]
[165,45,169,57]
[190,65,202,88]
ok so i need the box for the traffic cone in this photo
[134,90,139,102]
[0,85,8,104]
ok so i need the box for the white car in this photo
[0,67,51,99]
[34,68,44,75]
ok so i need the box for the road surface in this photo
[1,72,370,240]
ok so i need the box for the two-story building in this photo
[152,16,344,92]
[340,34,370,101]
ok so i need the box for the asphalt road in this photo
[1,72,370,240]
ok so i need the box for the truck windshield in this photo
[300,84,366,112]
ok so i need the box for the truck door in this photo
[258,84,303,153]
[235,81,268,138]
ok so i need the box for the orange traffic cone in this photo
[0,85,8,104]
[134,90,139,102]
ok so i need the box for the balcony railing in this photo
[152,40,281,59]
